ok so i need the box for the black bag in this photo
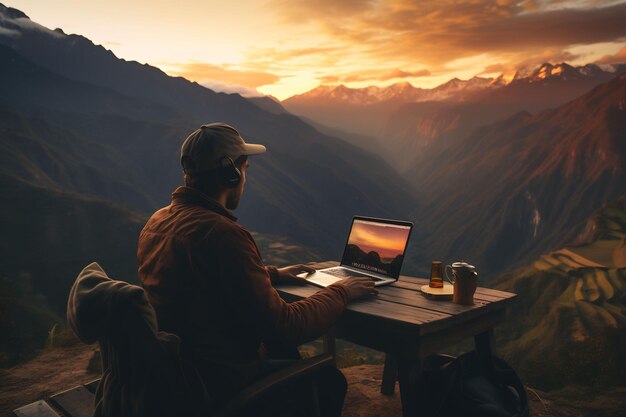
[416,351,529,417]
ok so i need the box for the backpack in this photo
[416,351,529,417]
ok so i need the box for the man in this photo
[137,123,376,416]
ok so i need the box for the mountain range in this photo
[0,2,420,365]
[283,62,625,170]
[0,165,145,367]
[288,76,494,106]
[287,62,623,107]
[2,0,624,279]
[343,244,404,277]
[0,4,418,261]
[1,4,626,401]
[410,73,626,276]
[0,154,320,367]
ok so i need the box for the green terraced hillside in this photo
[493,196,626,392]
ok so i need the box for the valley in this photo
[1,2,625,414]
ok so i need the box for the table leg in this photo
[474,328,495,373]
[380,354,397,395]
[396,356,421,417]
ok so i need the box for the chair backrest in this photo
[68,262,211,417]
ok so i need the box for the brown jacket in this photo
[137,186,349,397]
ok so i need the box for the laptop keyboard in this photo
[323,268,383,281]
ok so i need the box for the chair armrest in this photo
[214,354,334,417]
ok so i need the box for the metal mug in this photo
[445,261,478,305]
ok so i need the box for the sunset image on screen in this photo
[342,220,411,276]
[349,221,411,259]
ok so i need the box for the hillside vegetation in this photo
[0,171,321,368]
[494,196,626,392]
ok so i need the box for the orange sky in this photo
[8,0,626,99]
[348,221,411,260]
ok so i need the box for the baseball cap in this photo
[180,123,266,172]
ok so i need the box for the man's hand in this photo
[273,264,317,285]
[332,277,378,300]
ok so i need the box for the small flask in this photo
[429,260,444,288]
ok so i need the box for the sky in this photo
[7,0,626,100]
[348,221,411,259]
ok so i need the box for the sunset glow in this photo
[8,0,626,99]
[347,220,411,260]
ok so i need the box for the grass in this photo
[571,240,621,267]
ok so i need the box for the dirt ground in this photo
[0,343,622,417]
[0,343,100,416]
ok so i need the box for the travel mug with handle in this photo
[445,262,478,305]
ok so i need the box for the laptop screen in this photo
[340,217,413,279]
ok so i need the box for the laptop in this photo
[298,216,413,287]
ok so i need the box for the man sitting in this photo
[137,123,376,416]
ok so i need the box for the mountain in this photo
[343,244,404,277]
[0,163,323,368]
[0,6,419,260]
[493,195,626,391]
[282,62,623,170]
[0,51,182,210]
[285,77,492,106]
[429,76,493,100]
[0,3,255,123]
[294,116,388,162]
[247,96,288,115]
[281,78,494,146]
[407,73,626,277]
[474,63,619,109]
[0,169,146,367]
[383,62,623,169]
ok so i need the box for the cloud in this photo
[251,46,340,61]
[318,68,431,83]
[480,48,581,74]
[199,80,264,97]
[480,63,508,74]
[0,25,19,38]
[244,46,343,72]
[269,0,626,70]
[0,15,65,39]
[594,45,626,65]
[165,62,281,88]
[318,75,341,83]
[379,69,431,80]
[270,0,378,23]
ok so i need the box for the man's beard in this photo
[225,189,242,210]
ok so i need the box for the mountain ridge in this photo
[284,76,494,106]
[0,5,420,263]
[283,62,622,105]
[281,60,624,170]
[408,73,626,276]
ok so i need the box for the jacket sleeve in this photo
[265,265,280,284]
[214,223,350,347]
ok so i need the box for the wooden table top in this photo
[275,261,517,338]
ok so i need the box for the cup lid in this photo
[452,261,475,269]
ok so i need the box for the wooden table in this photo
[275,261,517,417]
